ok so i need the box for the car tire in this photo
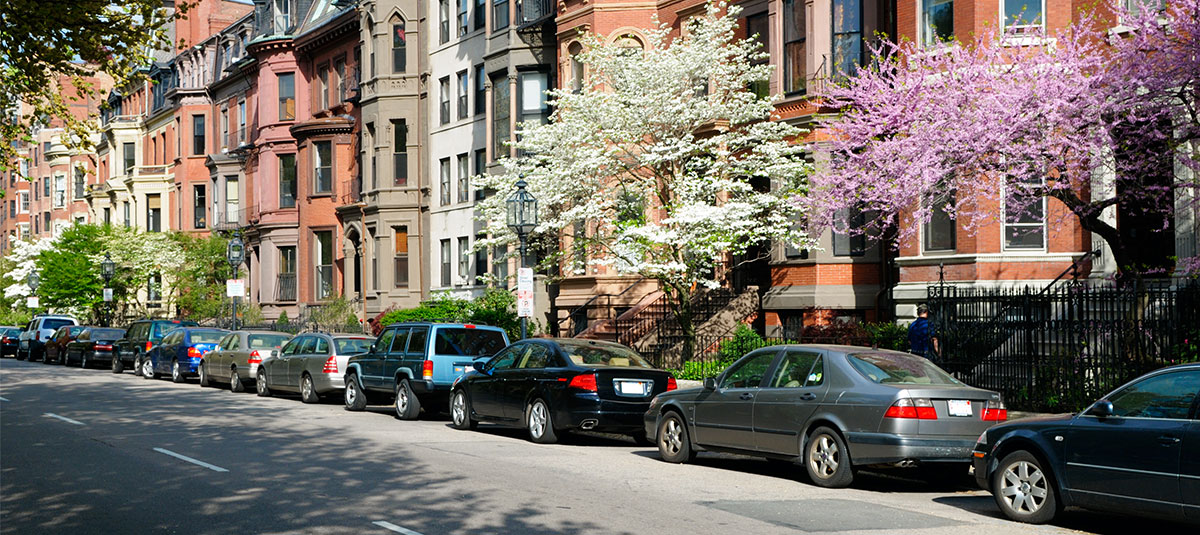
[142,357,159,379]
[230,368,245,393]
[805,426,854,488]
[300,374,320,404]
[993,450,1059,524]
[343,373,367,411]
[198,362,211,387]
[394,379,421,420]
[256,369,271,397]
[450,389,477,430]
[657,412,695,463]
[80,353,88,369]
[112,356,124,374]
[527,398,558,444]
[171,360,186,384]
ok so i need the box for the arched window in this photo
[568,42,584,93]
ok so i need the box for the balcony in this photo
[517,0,553,29]
[276,272,297,302]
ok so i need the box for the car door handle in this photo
[739,392,754,400]
[1158,435,1181,445]
[799,393,817,401]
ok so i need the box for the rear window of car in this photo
[432,328,507,357]
[4,328,20,336]
[69,326,87,335]
[90,329,125,339]
[847,352,962,386]
[42,319,75,331]
[189,331,227,344]
[248,334,290,349]
[557,341,653,368]
[335,337,374,355]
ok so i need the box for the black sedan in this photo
[973,363,1200,525]
[64,327,127,368]
[1,326,21,357]
[449,338,677,444]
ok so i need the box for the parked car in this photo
[1,326,23,357]
[63,327,127,368]
[16,315,78,361]
[43,325,89,364]
[343,322,509,419]
[644,345,1007,488]
[451,338,677,444]
[114,319,198,373]
[254,333,375,403]
[199,331,293,392]
[141,327,229,383]
[973,363,1200,525]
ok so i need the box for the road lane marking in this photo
[43,413,85,425]
[0,396,9,401]
[372,521,424,535]
[153,447,229,472]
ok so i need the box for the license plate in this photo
[615,380,649,396]
[948,399,973,417]
[20,341,28,348]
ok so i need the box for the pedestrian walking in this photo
[908,304,940,362]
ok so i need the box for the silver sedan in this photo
[256,333,374,403]
[200,331,293,392]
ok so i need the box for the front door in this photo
[287,336,318,388]
[1184,420,1200,521]
[361,328,395,389]
[692,349,778,450]
[472,346,521,419]
[385,328,411,389]
[272,337,303,385]
[754,351,828,455]
[503,343,553,419]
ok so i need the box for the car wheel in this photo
[230,368,245,393]
[527,398,558,444]
[993,450,1058,524]
[199,362,211,387]
[80,353,88,369]
[450,389,477,430]
[256,369,271,397]
[171,360,186,383]
[805,426,854,488]
[394,380,421,420]
[657,412,695,463]
[112,355,124,373]
[343,373,366,411]
[15,347,25,361]
[300,374,320,404]
[142,358,159,379]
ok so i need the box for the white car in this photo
[17,315,79,362]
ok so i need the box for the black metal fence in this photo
[928,281,1200,412]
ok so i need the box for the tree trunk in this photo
[666,282,695,368]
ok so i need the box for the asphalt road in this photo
[1,357,1193,535]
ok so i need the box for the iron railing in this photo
[276,273,297,302]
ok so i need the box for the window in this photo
[924,191,956,252]
[392,119,408,186]
[1003,0,1043,35]
[278,73,295,120]
[439,76,451,124]
[474,148,487,185]
[493,0,508,30]
[123,202,130,228]
[394,226,409,288]
[719,351,775,389]
[1106,371,1200,420]
[770,351,823,388]
[440,239,452,286]
[193,185,206,229]
[923,0,954,46]
[832,207,866,256]
[225,177,239,223]
[457,70,469,119]
[334,57,346,102]
[475,233,488,281]
[103,207,110,225]
[146,194,161,232]
[318,63,330,110]
[519,71,550,125]
[220,109,229,149]
[364,122,376,189]
[783,0,806,94]
[457,153,469,202]
[238,100,246,143]
[475,0,486,30]
[392,22,407,73]
[439,0,450,44]
[568,42,584,92]
[279,154,297,208]
[273,0,291,33]
[491,72,510,159]
[457,236,470,281]
[43,177,50,198]
[279,245,297,302]
[1003,178,1045,249]
[74,167,85,200]
[492,245,508,280]
[123,142,136,174]
[1123,0,1165,18]
[745,13,770,99]
[474,64,486,115]
[439,158,451,205]
[53,175,65,208]
[458,0,468,36]
[314,141,332,193]
[832,0,863,78]
[189,114,206,156]
[148,274,162,303]
[314,230,334,300]
[18,192,28,213]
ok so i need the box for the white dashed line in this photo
[152,447,229,472]
[372,521,424,535]
[0,396,9,401]
[43,413,85,425]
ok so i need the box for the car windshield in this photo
[248,334,290,349]
[90,329,125,339]
[335,337,374,355]
[847,352,962,385]
[557,341,653,368]
[42,319,74,331]
[189,331,227,344]
[432,328,507,357]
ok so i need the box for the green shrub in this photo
[277,310,289,325]
[865,322,909,351]
[376,288,525,342]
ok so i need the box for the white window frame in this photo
[1001,178,1048,252]
[1000,0,1045,37]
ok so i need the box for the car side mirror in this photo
[703,377,717,391]
[473,361,489,374]
[1087,400,1113,418]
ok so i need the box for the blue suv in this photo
[343,322,509,419]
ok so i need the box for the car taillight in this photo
[567,373,598,392]
[885,398,937,420]
[145,341,153,352]
[322,356,338,374]
[248,350,262,365]
[94,344,113,351]
[187,347,201,359]
[982,400,1008,421]
[667,376,678,391]
[1,336,8,343]
[422,360,433,380]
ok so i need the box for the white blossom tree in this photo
[476,2,812,357]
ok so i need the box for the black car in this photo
[113,319,198,373]
[973,363,1200,525]
[449,338,676,444]
[64,327,127,368]
[1,326,21,357]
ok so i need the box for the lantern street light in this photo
[100,254,115,327]
[26,271,40,314]
[227,233,245,330]
[506,178,538,339]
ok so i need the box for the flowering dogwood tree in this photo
[476,2,812,354]
[808,0,1200,281]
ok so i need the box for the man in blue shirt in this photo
[908,304,940,361]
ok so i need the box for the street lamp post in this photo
[27,271,40,314]
[100,254,115,327]
[506,178,538,340]
[227,233,245,330]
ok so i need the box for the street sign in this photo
[26,296,39,308]
[103,288,113,302]
[517,268,534,318]
[226,279,246,298]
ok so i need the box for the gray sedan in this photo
[644,344,1006,488]
[199,331,293,392]
[256,333,374,403]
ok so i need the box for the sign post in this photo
[517,268,534,339]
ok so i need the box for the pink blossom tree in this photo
[807,0,1200,280]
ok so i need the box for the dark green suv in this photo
[344,322,508,419]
